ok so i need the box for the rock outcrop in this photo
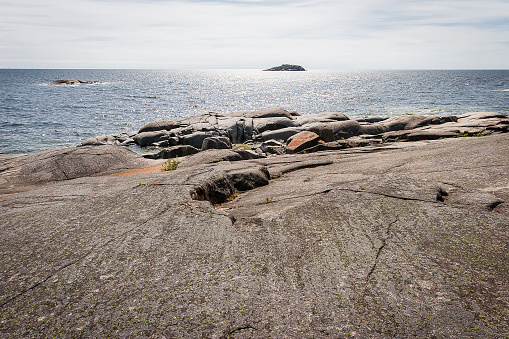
[82,109,509,163]
[1,132,508,337]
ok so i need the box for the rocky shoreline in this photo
[81,107,509,160]
[1,109,508,337]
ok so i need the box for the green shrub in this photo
[161,157,181,171]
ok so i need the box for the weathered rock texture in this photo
[81,109,509,161]
[1,131,508,337]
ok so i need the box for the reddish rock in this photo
[286,131,320,153]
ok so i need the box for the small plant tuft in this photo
[161,157,181,171]
[138,182,147,186]
[264,197,274,204]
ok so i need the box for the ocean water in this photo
[0,69,508,154]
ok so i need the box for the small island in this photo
[49,79,100,85]
[263,64,306,71]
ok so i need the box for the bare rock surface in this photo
[0,145,154,194]
[1,132,508,337]
[81,109,508,160]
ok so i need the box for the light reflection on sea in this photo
[0,69,507,154]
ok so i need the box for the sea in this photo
[1,69,508,154]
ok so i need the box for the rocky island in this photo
[49,79,100,85]
[1,108,508,337]
[264,64,306,71]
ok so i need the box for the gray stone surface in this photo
[80,133,131,146]
[0,145,153,194]
[201,136,232,151]
[3,122,508,338]
[106,109,508,152]
[156,145,201,159]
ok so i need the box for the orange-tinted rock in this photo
[286,131,320,153]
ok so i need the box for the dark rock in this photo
[307,120,362,142]
[157,145,200,159]
[138,119,181,133]
[227,166,270,191]
[181,131,219,149]
[406,130,460,141]
[253,117,298,134]
[359,122,389,135]
[153,137,178,147]
[201,137,232,151]
[221,118,254,144]
[259,139,284,154]
[263,64,306,71]
[132,131,170,147]
[302,140,349,153]
[355,116,389,123]
[286,131,320,154]
[258,127,302,142]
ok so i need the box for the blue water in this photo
[1,69,508,154]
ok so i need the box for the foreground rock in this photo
[0,145,155,194]
[1,133,508,337]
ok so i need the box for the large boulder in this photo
[201,137,232,151]
[258,127,302,142]
[286,131,320,154]
[156,145,200,159]
[253,117,298,134]
[138,119,181,133]
[132,131,171,147]
[180,131,219,149]
[217,118,254,144]
[379,115,429,131]
[307,120,362,142]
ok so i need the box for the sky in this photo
[0,0,508,69]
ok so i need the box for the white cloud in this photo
[0,0,508,68]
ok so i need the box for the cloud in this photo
[0,0,508,68]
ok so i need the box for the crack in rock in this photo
[366,218,398,281]
[0,201,177,309]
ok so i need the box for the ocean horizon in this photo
[1,69,508,154]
